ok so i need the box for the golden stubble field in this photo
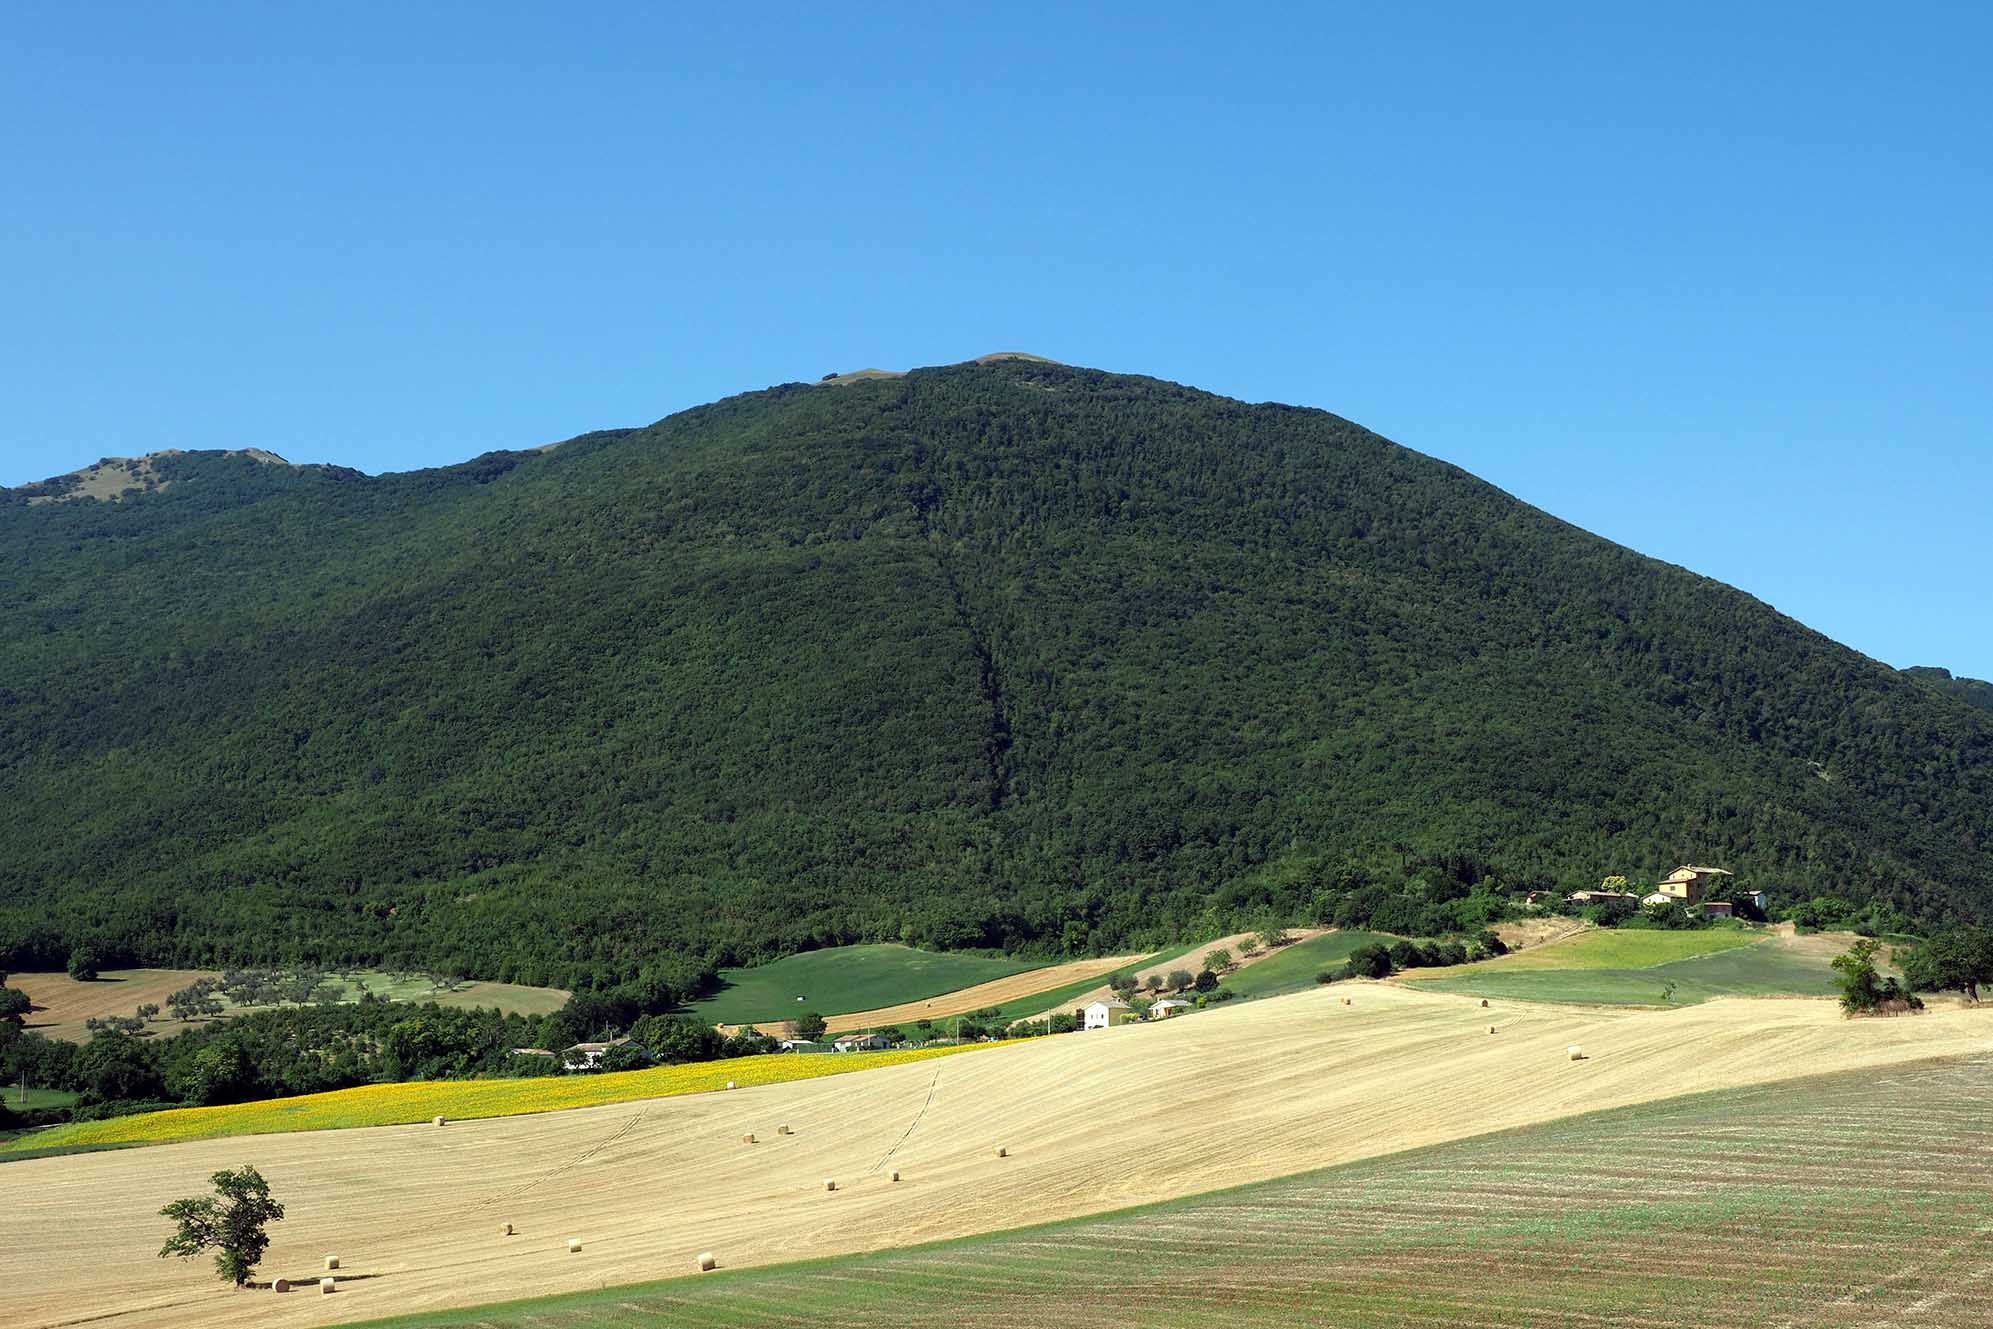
[6,982,1990,1329]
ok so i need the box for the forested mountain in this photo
[1903,666,1993,715]
[4,357,1990,988]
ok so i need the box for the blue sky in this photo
[3,4,1988,677]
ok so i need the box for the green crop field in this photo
[685,945,1038,1024]
[1220,929,1395,998]
[3,1086,79,1112]
[1404,928,1846,1006]
[1460,926,1759,971]
[345,1054,1993,1329]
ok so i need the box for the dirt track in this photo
[6,983,1990,1329]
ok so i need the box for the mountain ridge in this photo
[3,357,1988,986]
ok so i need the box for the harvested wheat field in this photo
[6,983,1990,1329]
[744,953,1142,1036]
[10,968,219,1041]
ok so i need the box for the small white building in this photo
[1150,997,1192,1019]
[560,1036,646,1071]
[1083,998,1135,1030]
[833,1031,890,1052]
[778,1038,823,1053]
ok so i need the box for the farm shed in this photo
[832,1032,890,1052]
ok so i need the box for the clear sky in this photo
[3,4,1988,677]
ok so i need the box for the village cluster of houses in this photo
[1559,865,1766,919]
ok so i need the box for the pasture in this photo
[1405,927,1849,1005]
[345,1053,1993,1329]
[10,968,569,1041]
[1218,928,1394,998]
[686,945,1044,1026]
[7,982,1990,1329]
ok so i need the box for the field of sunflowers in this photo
[7,1043,1004,1154]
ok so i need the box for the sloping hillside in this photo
[3,358,1990,985]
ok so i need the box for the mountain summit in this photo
[3,357,1988,984]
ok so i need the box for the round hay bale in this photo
[433,1115,446,1127]
[499,1222,513,1236]
[824,1178,837,1192]
[568,1237,583,1253]
[1479,998,1489,1008]
[726,1080,736,1090]
[320,1277,335,1294]
[1567,1044,1585,1061]
[995,1146,1008,1158]
[1488,1025,1497,1034]
[742,1132,756,1144]
[324,1255,339,1271]
[697,1251,718,1272]
[890,1169,901,1182]
[272,1279,290,1294]
[778,1123,792,1135]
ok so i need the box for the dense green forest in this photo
[1902,665,1993,715]
[4,358,1991,989]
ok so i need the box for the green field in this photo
[3,1087,80,1112]
[1219,929,1395,998]
[345,1054,1993,1329]
[685,945,1039,1025]
[1406,928,1841,1006]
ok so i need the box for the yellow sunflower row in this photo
[11,1042,1007,1153]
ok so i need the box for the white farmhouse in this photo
[1083,998,1135,1030]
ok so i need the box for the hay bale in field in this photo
[1488,1025,1497,1034]
[726,1080,736,1090]
[890,1169,901,1182]
[777,1123,792,1135]
[499,1222,513,1236]
[320,1277,335,1294]
[1567,1044,1585,1061]
[697,1251,718,1271]
[824,1178,837,1192]
[995,1146,1008,1158]
[324,1255,339,1271]
[433,1115,446,1127]
[568,1237,583,1253]
[272,1279,290,1294]
[742,1132,756,1144]
[1479,998,1489,1007]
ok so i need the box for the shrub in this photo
[1167,968,1195,993]
[67,948,100,982]
[1193,969,1218,993]
[1344,944,1392,979]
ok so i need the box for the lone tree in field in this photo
[1900,926,1993,1002]
[1832,938,1886,1014]
[159,1165,285,1287]
[67,947,99,982]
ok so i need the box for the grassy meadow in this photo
[3,1042,1006,1156]
[686,945,1038,1025]
[1393,925,1843,1006]
[341,1054,1993,1329]
[1218,929,1396,998]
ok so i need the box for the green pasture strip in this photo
[344,1054,1993,1328]
[1410,935,1840,1006]
[686,945,1040,1025]
[1220,929,1395,998]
